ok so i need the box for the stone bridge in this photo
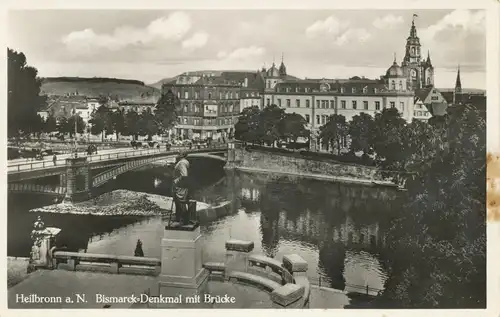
[7,145,230,202]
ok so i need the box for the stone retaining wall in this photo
[230,147,390,185]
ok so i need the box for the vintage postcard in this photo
[1,0,498,315]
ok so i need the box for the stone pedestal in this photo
[225,239,254,276]
[157,223,209,308]
[63,157,91,203]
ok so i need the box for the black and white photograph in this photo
[4,3,492,311]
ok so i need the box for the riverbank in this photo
[227,147,402,187]
[30,190,212,216]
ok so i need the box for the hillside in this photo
[40,77,161,102]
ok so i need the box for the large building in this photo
[161,73,243,140]
[261,17,437,131]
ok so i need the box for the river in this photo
[7,158,402,294]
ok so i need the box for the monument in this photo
[158,151,209,307]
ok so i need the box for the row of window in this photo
[414,111,430,117]
[182,104,236,113]
[242,92,260,98]
[180,117,235,126]
[177,91,240,100]
[277,86,380,94]
[270,99,404,111]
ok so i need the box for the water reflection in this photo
[8,163,401,293]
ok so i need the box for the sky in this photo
[7,9,486,89]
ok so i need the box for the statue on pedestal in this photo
[169,151,198,228]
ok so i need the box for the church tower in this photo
[422,50,434,87]
[278,53,287,77]
[453,65,462,104]
[401,15,423,90]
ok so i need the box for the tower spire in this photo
[393,52,397,64]
[281,52,284,63]
[410,13,419,38]
[454,64,462,104]
[455,64,462,93]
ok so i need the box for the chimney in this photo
[244,77,249,88]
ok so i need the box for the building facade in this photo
[162,75,242,140]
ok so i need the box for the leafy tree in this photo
[375,105,486,308]
[66,115,86,138]
[8,48,45,138]
[89,106,113,141]
[349,112,375,156]
[259,104,285,146]
[371,108,407,168]
[43,115,58,137]
[138,108,159,139]
[155,89,179,135]
[56,117,68,136]
[319,114,348,155]
[124,109,140,140]
[234,106,261,144]
[110,109,126,141]
[278,113,309,143]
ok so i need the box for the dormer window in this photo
[363,86,368,94]
[352,87,356,93]
[341,87,345,93]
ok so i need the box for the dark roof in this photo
[220,71,265,90]
[414,87,433,102]
[118,101,156,106]
[425,103,448,116]
[441,92,486,107]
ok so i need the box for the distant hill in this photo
[149,70,303,89]
[148,77,176,90]
[40,77,161,102]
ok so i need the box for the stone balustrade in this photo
[203,239,311,308]
[53,251,161,276]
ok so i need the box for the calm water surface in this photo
[8,158,402,293]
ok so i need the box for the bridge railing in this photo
[8,182,65,194]
[8,145,228,173]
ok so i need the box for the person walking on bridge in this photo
[53,154,57,166]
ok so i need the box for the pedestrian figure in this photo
[134,239,144,257]
[53,154,57,166]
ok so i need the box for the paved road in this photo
[8,145,225,173]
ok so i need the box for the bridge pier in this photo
[225,141,242,169]
[63,157,92,203]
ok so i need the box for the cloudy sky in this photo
[8,9,486,88]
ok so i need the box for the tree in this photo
[259,104,285,146]
[319,114,348,155]
[66,115,86,138]
[375,105,486,308]
[89,106,113,141]
[110,109,126,141]
[349,112,375,156]
[234,106,261,144]
[371,108,407,168]
[56,117,68,137]
[155,89,179,135]
[278,113,309,143]
[43,115,58,137]
[124,110,140,140]
[138,108,159,139]
[8,48,45,138]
